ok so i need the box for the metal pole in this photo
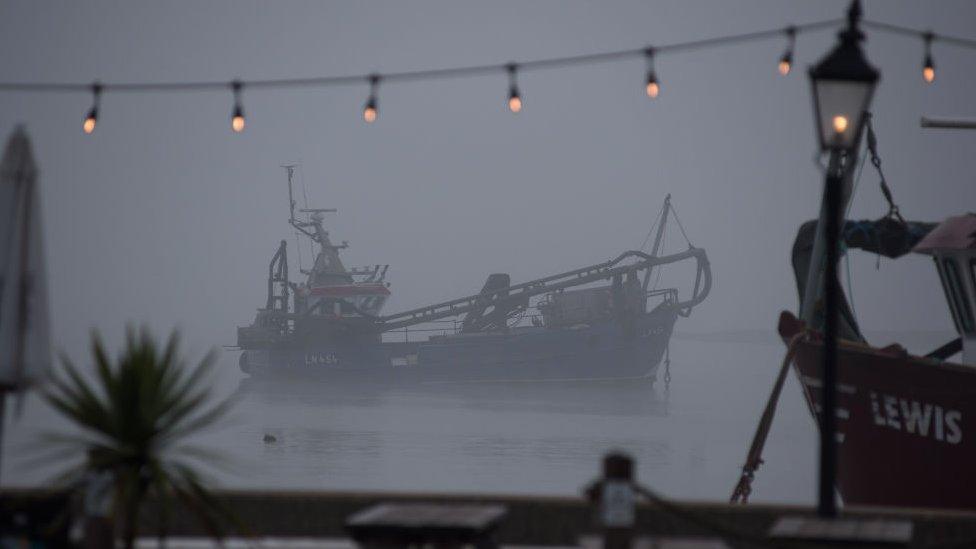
[818,151,844,518]
[800,150,855,324]
[920,117,976,130]
[0,392,6,487]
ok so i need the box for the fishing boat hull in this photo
[779,311,976,510]
[241,307,677,384]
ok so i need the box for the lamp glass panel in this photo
[814,79,872,150]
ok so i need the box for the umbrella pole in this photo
[0,391,6,487]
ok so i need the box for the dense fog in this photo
[1,1,974,503]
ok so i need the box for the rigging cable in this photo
[638,204,664,252]
[668,201,694,248]
[842,139,871,324]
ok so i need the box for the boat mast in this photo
[282,164,298,225]
[649,194,671,258]
[281,165,334,244]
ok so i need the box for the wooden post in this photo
[600,452,635,549]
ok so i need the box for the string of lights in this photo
[2,16,974,134]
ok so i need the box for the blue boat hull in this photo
[239,307,678,384]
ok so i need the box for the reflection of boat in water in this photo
[235,167,710,384]
[236,376,671,418]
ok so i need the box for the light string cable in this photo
[0,18,844,95]
[2,16,974,132]
[3,18,976,96]
[860,19,976,84]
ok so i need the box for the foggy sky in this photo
[1,0,975,362]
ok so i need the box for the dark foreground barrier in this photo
[7,487,976,547]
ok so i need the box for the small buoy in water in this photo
[263,434,277,443]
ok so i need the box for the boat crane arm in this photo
[377,248,710,333]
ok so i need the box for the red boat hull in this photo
[779,312,976,510]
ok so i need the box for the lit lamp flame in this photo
[832,115,849,134]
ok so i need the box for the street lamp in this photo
[807,0,879,519]
[810,1,879,152]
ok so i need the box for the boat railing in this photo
[381,313,552,343]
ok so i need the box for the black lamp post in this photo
[807,0,879,518]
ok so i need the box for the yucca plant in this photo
[42,328,236,548]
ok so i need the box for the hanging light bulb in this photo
[363,75,379,122]
[644,48,659,98]
[230,81,245,133]
[506,64,522,113]
[778,27,796,76]
[83,83,101,134]
[922,32,935,84]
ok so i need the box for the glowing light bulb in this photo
[832,115,849,134]
[778,28,795,77]
[83,109,97,134]
[505,64,521,114]
[229,81,245,133]
[922,34,935,84]
[508,93,522,113]
[231,106,245,133]
[643,49,659,99]
[364,75,380,123]
[83,83,101,135]
[778,57,792,76]
[645,79,659,99]
[922,55,935,83]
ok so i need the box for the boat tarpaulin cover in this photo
[791,217,936,341]
[912,214,976,254]
[0,126,51,391]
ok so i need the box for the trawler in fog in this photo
[236,167,711,383]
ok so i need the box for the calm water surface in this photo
[3,331,948,504]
